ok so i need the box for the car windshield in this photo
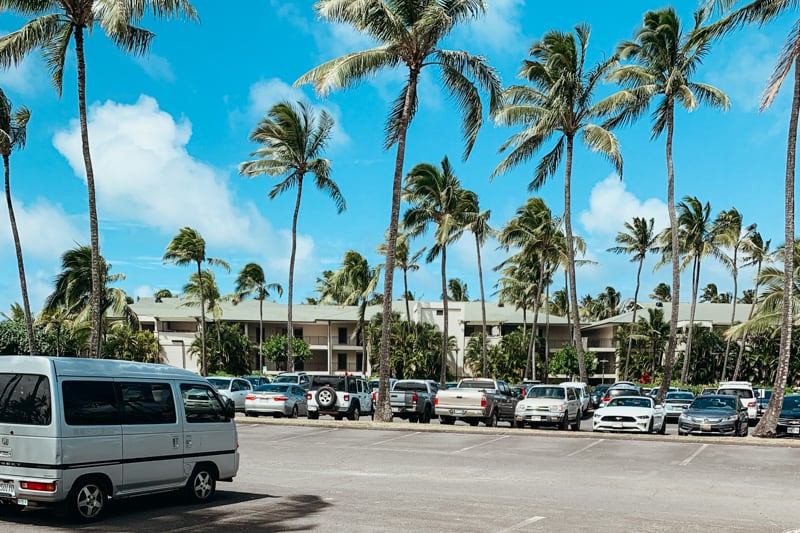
[783,396,800,411]
[608,397,653,408]
[207,378,231,390]
[273,375,298,384]
[255,384,290,393]
[528,387,565,399]
[718,388,754,399]
[691,396,737,410]
[666,392,694,400]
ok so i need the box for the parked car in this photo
[389,379,437,423]
[513,384,581,431]
[306,374,373,420]
[435,378,518,427]
[777,394,800,437]
[700,387,718,396]
[600,385,640,408]
[273,371,311,390]
[717,381,758,421]
[241,375,271,388]
[755,388,772,418]
[664,391,695,421]
[677,394,749,437]
[593,395,666,434]
[368,378,397,393]
[560,382,590,413]
[244,383,308,418]
[207,377,253,412]
[590,385,610,408]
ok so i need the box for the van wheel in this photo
[185,465,216,503]
[67,476,108,522]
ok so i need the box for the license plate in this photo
[613,422,623,428]
[702,424,711,431]
[532,415,543,421]
[789,427,800,435]
[0,482,14,497]
[392,407,402,413]
[450,409,466,416]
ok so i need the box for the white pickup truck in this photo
[434,378,519,427]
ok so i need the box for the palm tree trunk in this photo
[681,257,701,384]
[624,258,644,381]
[4,154,35,355]
[658,106,680,402]
[724,249,739,375]
[440,245,449,385]
[544,276,552,383]
[287,177,304,372]
[258,298,264,374]
[377,67,419,422]
[475,234,488,377]
[403,267,411,325]
[74,28,102,358]
[754,56,799,438]
[196,260,206,376]
[563,135,586,383]
[731,263,760,380]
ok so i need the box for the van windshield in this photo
[0,373,51,425]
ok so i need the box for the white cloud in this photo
[0,198,83,259]
[51,95,276,251]
[244,78,350,149]
[133,54,175,83]
[579,175,668,237]
[707,32,777,114]
[461,0,527,55]
[270,1,311,33]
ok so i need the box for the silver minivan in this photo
[0,356,239,522]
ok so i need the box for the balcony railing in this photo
[586,338,616,348]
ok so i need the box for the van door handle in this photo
[172,436,180,448]
[185,436,192,449]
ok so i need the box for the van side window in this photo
[62,381,119,426]
[119,383,176,425]
[181,384,227,423]
[0,373,51,426]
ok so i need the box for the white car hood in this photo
[518,397,564,408]
[598,406,655,417]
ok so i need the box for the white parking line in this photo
[567,439,604,457]
[270,428,338,442]
[371,431,420,446]
[680,443,709,466]
[452,435,509,454]
[495,516,546,532]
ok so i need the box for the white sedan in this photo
[593,395,667,434]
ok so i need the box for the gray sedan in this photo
[244,384,308,418]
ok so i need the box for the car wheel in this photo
[647,418,654,433]
[316,386,338,409]
[421,407,432,424]
[559,413,569,431]
[185,465,216,504]
[485,411,498,427]
[571,411,581,431]
[440,416,455,425]
[348,405,361,421]
[67,477,108,522]
[739,421,748,437]
[290,405,298,419]
[307,411,319,420]
[659,418,667,435]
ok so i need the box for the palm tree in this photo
[657,196,723,384]
[608,7,729,398]
[163,227,229,376]
[240,101,345,373]
[296,0,501,421]
[321,250,381,353]
[713,207,756,372]
[731,231,771,380]
[233,262,283,375]
[377,233,425,326]
[650,283,672,302]
[0,88,33,354]
[463,196,493,376]
[701,0,799,440]
[0,0,198,358]
[633,307,671,378]
[446,279,469,302]
[403,156,474,385]
[182,269,226,366]
[607,216,657,380]
[493,24,623,384]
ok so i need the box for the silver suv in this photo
[273,372,311,390]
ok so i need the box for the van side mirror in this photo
[225,398,236,419]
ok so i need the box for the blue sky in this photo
[0,1,794,314]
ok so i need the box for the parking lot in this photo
[4,417,800,532]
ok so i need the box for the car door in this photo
[231,379,251,410]
[357,379,373,413]
[566,388,579,419]
[496,381,514,420]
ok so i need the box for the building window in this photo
[293,328,303,339]
[338,327,348,344]
[337,353,347,371]
[356,353,363,372]
[436,310,444,316]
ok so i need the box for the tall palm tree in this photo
[650,283,672,302]
[731,231,771,380]
[163,227,229,376]
[446,279,469,302]
[657,196,722,383]
[233,262,283,375]
[321,250,381,353]
[607,216,657,380]
[0,88,34,354]
[403,156,474,385]
[0,0,198,358]
[493,24,623,384]
[296,0,501,421]
[239,101,345,373]
[713,207,755,374]
[377,233,425,326]
[463,195,493,376]
[608,7,729,398]
[702,0,800,437]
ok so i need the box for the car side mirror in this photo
[225,398,236,419]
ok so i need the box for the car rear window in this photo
[0,373,51,426]
[394,382,427,392]
[310,376,346,390]
[718,388,753,399]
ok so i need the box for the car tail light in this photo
[20,481,56,492]
[603,396,610,403]
[748,401,756,408]
[411,393,418,403]
[344,394,350,401]
[434,396,439,405]
[480,394,487,408]
[306,393,312,400]
[273,396,288,402]
[372,392,377,401]
[245,394,255,401]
